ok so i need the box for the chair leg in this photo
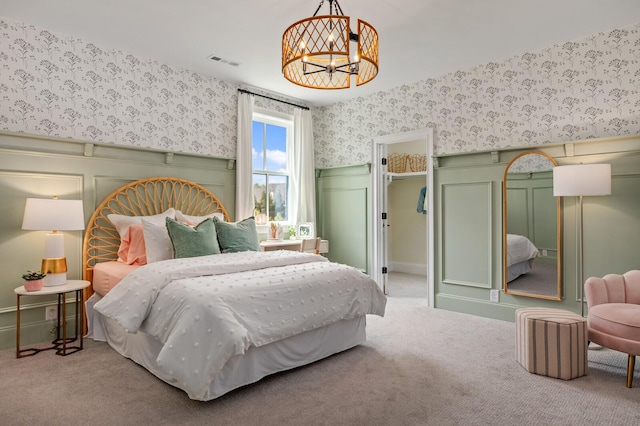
[626,355,636,388]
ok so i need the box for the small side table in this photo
[260,239,329,253]
[15,280,90,359]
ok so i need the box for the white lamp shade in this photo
[552,164,611,197]
[22,198,85,231]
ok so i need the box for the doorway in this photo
[371,128,434,305]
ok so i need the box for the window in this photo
[252,111,292,225]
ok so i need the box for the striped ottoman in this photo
[515,307,587,380]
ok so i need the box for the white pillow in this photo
[108,208,176,238]
[175,210,225,225]
[141,218,174,263]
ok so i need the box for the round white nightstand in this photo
[15,280,90,359]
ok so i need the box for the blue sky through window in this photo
[252,121,287,172]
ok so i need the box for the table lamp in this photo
[22,197,85,287]
[553,163,611,316]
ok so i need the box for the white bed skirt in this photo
[507,259,535,283]
[86,293,366,401]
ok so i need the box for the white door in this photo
[373,142,390,293]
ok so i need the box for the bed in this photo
[83,177,386,401]
[505,234,540,282]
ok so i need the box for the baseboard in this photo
[0,317,80,350]
[435,293,520,322]
[389,261,427,276]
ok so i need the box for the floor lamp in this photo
[553,164,611,316]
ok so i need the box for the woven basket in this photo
[408,154,427,172]
[387,153,408,173]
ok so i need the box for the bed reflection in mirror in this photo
[502,151,562,300]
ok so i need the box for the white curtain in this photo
[236,92,255,220]
[289,108,316,225]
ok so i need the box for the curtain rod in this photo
[238,88,309,111]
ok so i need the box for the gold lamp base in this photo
[41,257,68,287]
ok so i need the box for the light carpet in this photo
[0,286,638,425]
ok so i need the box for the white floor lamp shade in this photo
[553,164,611,316]
[553,164,611,197]
[22,198,85,287]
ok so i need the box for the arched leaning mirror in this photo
[503,151,562,300]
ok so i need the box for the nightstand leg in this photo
[16,293,56,358]
[61,292,67,354]
[76,289,83,350]
[16,295,21,359]
[56,293,62,342]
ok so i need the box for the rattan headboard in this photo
[82,177,230,284]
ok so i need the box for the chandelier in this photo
[282,0,379,89]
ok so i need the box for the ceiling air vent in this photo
[208,54,240,67]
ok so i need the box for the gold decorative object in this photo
[41,258,68,275]
[282,0,378,89]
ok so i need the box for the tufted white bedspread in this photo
[506,234,539,267]
[94,250,386,399]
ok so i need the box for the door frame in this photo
[371,128,434,306]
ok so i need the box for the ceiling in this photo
[2,0,640,107]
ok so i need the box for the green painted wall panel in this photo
[582,173,640,278]
[440,182,492,288]
[322,188,368,271]
[316,165,371,273]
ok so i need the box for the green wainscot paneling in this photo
[434,136,640,323]
[316,164,371,273]
[582,173,640,278]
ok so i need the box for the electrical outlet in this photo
[490,289,500,303]
[45,305,58,321]
[542,249,548,256]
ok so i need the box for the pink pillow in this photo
[117,223,147,265]
[175,210,225,226]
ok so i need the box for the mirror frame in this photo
[502,151,562,300]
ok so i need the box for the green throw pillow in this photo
[213,216,260,253]
[166,217,221,258]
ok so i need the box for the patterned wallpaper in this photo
[2,17,639,168]
[507,154,554,174]
[313,23,640,168]
[0,18,240,157]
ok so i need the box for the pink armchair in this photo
[584,270,640,388]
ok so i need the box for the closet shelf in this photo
[387,171,427,180]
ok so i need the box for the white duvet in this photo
[94,250,386,399]
[506,234,539,267]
